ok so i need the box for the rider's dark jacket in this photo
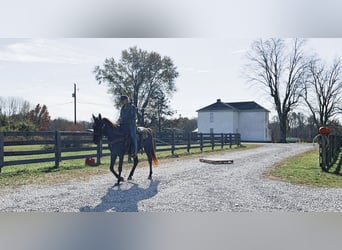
[119,102,138,155]
[119,102,137,125]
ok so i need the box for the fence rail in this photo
[0,131,240,172]
[318,134,342,172]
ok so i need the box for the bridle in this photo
[93,119,105,144]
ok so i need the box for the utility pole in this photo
[72,83,77,124]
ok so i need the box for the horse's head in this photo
[92,113,103,145]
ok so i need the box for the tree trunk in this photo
[279,114,287,143]
[140,109,145,127]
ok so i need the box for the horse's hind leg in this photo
[128,156,139,180]
[146,147,153,180]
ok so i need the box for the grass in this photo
[266,149,342,188]
[0,143,257,187]
[5,143,342,188]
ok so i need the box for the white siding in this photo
[233,111,239,133]
[197,107,271,142]
[198,111,234,133]
[239,111,268,141]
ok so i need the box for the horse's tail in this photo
[152,148,159,166]
[148,128,159,167]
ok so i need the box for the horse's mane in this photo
[102,118,120,128]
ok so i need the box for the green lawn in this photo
[0,143,255,187]
[267,149,342,188]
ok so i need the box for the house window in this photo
[210,112,214,123]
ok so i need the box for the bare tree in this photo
[288,112,308,139]
[302,57,342,129]
[0,97,31,118]
[245,38,308,142]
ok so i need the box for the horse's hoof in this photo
[128,176,132,181]
[120,177,124,182]
[148,176,152,180]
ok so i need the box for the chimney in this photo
[217,99,221,102]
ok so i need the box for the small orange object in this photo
[85,157,96,166]
[319,127,331,135]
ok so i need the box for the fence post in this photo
[96,139,103,165]
[211,132,214,150]
[221,133,224,149]
[319,135,327,172]
[229,133,232,148]
[171,132,175,156]
[187,132,191,153]
[0,132,4,173]
[55,131,61,168]
[328,135,333,167]
[200,133,203,152]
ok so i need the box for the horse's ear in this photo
[99,113,102,120]
[92,114,96,121]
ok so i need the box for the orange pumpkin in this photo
[319,127,331,135]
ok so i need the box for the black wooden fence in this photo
[155,132,240,155]
[0,131,240,172]
[318,134,342,172]
[0,131,102,172]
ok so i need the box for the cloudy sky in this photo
[1,38,342,122]
[0,38,253,121]
[1,1,342,122]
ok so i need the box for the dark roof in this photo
[197,99,269,112]
[227,101,268,111]
[196,100,234,112]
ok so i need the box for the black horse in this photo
[92,114,158,184]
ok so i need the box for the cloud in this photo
[0,39,95,64]
[180,67,210,73]
[231,49,247,55]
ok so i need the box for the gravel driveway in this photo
[1,143,341,212]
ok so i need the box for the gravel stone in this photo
[1,143,341,212]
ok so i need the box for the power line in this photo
[76,101,113,107]
[49,101,73,107]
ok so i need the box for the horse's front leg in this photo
[117,155,125,184]
[109,154,119,180]
[128,155,139,180]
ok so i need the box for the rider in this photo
[118,95,138,157]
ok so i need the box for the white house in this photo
[196,99,271,142]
